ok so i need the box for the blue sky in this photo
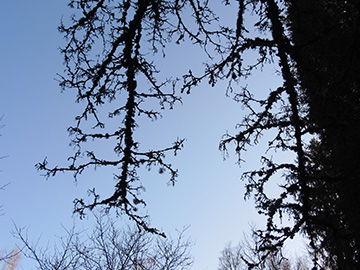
[0,1,306,269]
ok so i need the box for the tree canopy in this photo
[37,0,360,268]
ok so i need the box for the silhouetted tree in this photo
[37,1,360,267]
[285,1,360,268]
[36,0,190,235]
[213,1,360,268]
[16,212,193,270]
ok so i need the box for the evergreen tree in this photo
[288,0,360,267]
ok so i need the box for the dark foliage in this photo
[287,0,360,267]
[187,0,360,268]
[217,1,360,268]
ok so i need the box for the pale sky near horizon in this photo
[0,1,306,269]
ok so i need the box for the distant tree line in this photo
[15,211,193,270]
[218,234,310,270]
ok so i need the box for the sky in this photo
[0,1,307,269]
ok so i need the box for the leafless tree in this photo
[218,229,311,270]
[0,248,21,270]
[0,183,7,216]
[15,211,193,270]
[0,115,8,216]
